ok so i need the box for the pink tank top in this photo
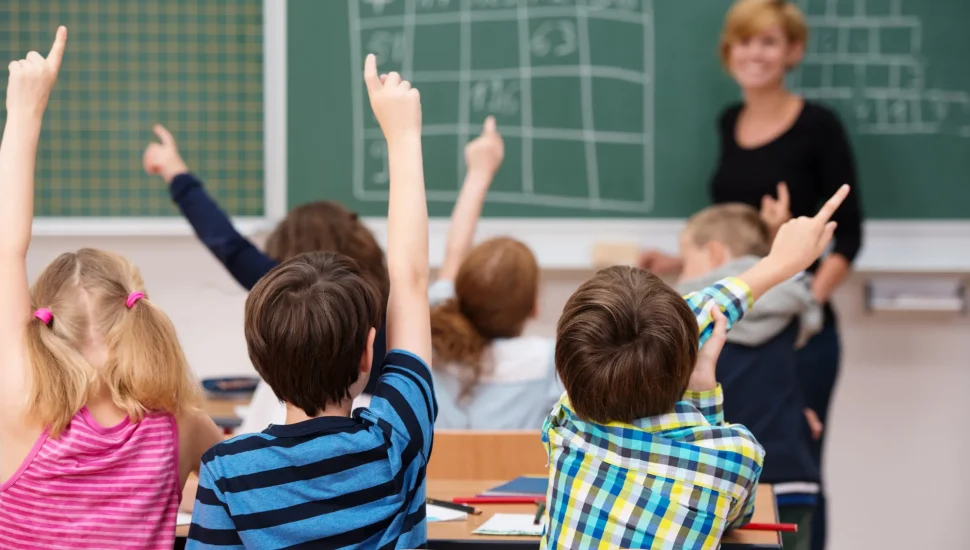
[0,407,180,549]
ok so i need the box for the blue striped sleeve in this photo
[366,349,437,458]
[683,277,753,348]
[186,462,244,549]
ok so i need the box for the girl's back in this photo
[433,335,561,429]
[0,34,223,550]
[0,409,179,549]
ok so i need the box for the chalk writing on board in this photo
[791,0,970,137]
[369,140,389,185]
[349,0,655,212]
[471,77,521,115]
[366,31,406,65]
[362,0,398,16]
[530,20,578,58]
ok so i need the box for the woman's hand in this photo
[637,250,683,276]
[760,182,792,238]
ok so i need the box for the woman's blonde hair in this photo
[27,248,200,437]
[720,0,808,67]
[430,237,539,400]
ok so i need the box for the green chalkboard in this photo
[290,0,970,219]
[0,0,264,217]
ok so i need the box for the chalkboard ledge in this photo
[28,217,970,272]
[31,217,272,237]
[359,218,970,273]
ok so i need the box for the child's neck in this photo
[284,399,354,425]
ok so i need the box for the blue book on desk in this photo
[481,476,548,497]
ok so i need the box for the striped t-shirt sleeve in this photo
[365,349,438,458]
[187,463,244,549]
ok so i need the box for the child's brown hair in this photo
[555,266,697,424]
[430,237,539,399]
[27,249,200,437]
[685,203,771,258]
[244,251,382,415]
[265,201,390,313]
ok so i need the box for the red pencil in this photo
[738,523,798,533]
[452,496,545,505]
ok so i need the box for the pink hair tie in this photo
[34,308,53,326]
[125,291,145,309]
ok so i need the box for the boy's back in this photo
[189,56,435,549]
[544,275,765,549]
[190,351,436,549]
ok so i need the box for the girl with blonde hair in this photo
[0,28,223,549]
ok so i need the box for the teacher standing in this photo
[641,1,863,549]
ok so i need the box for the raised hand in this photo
[765,184,850,277]
[363,54,421,145]
[760,182,792,236]
[143,124,189,183]
[464,116,504,177]
[6,26,67,117]
[688,307,727,392]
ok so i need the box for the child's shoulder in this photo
[200,431,277,468]
[486,336,555,382]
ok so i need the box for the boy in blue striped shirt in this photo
[187,55,435,549]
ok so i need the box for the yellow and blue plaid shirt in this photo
[542,277,765,549]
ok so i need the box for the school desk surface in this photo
[174,479,781,549]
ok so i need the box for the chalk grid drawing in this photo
[790,0,970,137]
[349,0,655,213]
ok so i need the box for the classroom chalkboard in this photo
[0,0,264,217]
[288,0,970,219]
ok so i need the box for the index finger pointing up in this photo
[47,26,67,71]
[813,184,850,223]
[363,54,381,94]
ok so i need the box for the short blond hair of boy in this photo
[685,203,771,258]
[720,0,809,68]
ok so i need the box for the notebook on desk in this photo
[481,476,548,497]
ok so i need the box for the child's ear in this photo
[706,241,730,267]
[360,327,377,375]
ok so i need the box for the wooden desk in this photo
[177,478,780,548]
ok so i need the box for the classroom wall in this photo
[27,235,970,550]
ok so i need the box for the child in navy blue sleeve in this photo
[142,125,388,397]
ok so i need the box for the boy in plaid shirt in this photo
[543,187,850,549]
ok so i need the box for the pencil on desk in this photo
[426,498,480,515]
[533,502,546,525]
[738,523,798,533]
[453,496,545,505]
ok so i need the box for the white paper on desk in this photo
[426,504,468,523]
[237,381,373,435]
[177,512,193,526]
[473,513,545,536]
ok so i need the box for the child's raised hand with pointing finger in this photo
[737,184,852,302]
[6,26,66,117]
[364,54,422,145]
[143,124,189,184]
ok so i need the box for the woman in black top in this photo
[641,2,862,549]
